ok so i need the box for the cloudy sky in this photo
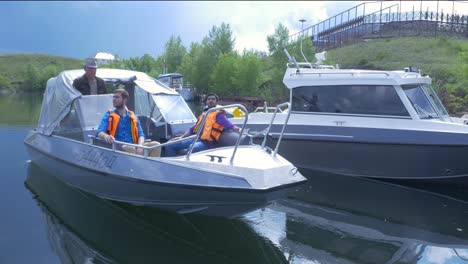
[0,1,465,59]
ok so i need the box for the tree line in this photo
[6,21,467,114]
[104,22,314,103]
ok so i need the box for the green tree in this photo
[24,64,41,90]
[138,54,155,73]
[191,37,217,94]
[0,74,11,89]
[210,53,239,95]
[39,64,63,88]
[235,51,262,96]
[207,22,235,58]
[163,35,187,73]
[267,23,290,56]
[265,23,291,100]
[177,42,202,86]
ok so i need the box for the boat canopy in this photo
[37,69,178,136]
[158,73,183,78]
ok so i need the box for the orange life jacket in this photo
[193,111,225,142]
[107,109,139,144]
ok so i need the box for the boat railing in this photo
[88,134,197,158]
[260,102,291,157]
[88,102,291,161]
[254,101,289,113]
[286,62,335,69]
[292,71,390,77]
[186,104,249,164]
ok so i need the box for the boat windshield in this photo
[152,94,195,122]
[78,95,113,129]
[422,84,449,118]
[402,84,446,119]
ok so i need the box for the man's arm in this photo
[216,114,240,132]
[169,121,195,141]
[96,112,115,144]
[134,116,146,154]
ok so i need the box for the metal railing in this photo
[289,1,468,52]
[89,102,292,161]
[186,104,249,164]
[259,102,291,157]
[88,134,197,158]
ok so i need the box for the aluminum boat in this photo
[24,68,306,218]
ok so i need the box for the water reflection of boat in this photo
[25,163,287,264]
[279,170,468,263]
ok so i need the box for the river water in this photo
[2,93,468,263]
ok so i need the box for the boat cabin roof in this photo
[37,68,181,135]
[62,69,178,95]
[283,67,432,88]
[158,73,183,78]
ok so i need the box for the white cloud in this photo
[181,1,468,54]
[180,1,348,53]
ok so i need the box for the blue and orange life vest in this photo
[193,111,225,142]
[107,109,139,144]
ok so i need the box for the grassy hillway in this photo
[0,37,467,113]
[0,53,81,91]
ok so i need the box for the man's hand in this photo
[170,136,182,142]
[104,134,115,144]
[136,146,144,155]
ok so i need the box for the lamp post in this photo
[299,19,310,64]
[299,18,306,49]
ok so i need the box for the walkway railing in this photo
[289,1,468,52]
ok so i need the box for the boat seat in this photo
[214,131,251,147]
[174,131,250,156]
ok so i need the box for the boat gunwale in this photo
[24,132,306,193]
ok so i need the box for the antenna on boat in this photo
[284,49,300,73]
[314,51,327,65]
[299,19,312,67]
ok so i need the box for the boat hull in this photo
[272,137,468,180]
[177,88,194,101]
[241,122,468,181]
[24,132,302,218]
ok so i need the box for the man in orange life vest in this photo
[96,88,160,157]
[165,93,240,157]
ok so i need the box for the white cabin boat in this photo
[231,52,468,182]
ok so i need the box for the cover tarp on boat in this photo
[37,69,178,135]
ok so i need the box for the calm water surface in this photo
[2,93,468,263]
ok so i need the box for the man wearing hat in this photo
[73,58,107,95]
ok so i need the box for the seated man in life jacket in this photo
[165,93,240,157]
[96,88,161,157]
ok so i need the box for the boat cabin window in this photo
[423,84,449,118]
[134,85,160,120]
[77,95,114,129]
[402,84,447,119]
[158,77,170,87]
[55,104,81,134]
[153,94,194,122]
[291,85,409,117]
[54,94,113,140]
